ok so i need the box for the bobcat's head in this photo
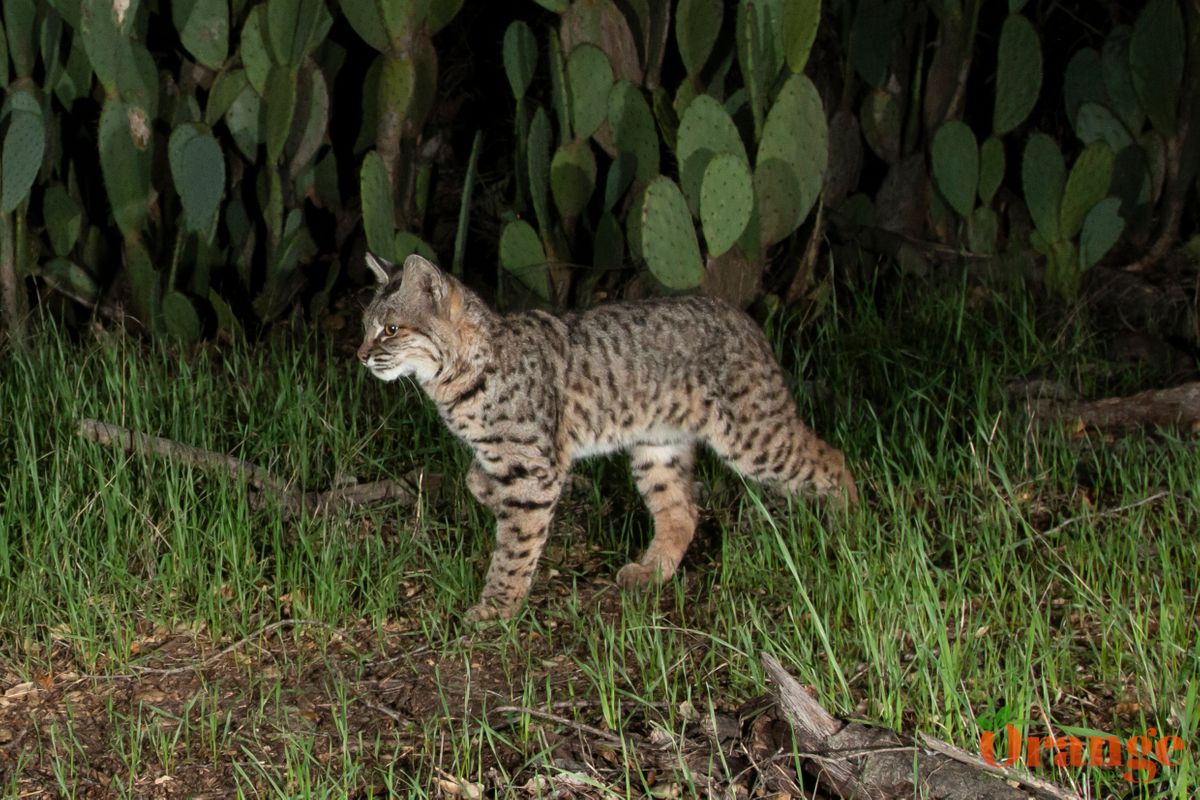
[357,254,476,384]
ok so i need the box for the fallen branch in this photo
[761,653,1081,800]
[1015,382,1200,433]
[78,418,418,519]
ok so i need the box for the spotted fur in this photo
[358,254,857,620]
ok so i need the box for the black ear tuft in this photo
[365,252,398,286]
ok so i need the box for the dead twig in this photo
[80,619,344,679]
[489,705,628,750]
[77,417,418,519]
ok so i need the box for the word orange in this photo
[981,724,1187,783]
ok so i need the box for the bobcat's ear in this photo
[366,252,398,285]
[402,254,463,318]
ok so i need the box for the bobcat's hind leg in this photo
[618,443,699,588]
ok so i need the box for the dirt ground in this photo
[0,574,814,799]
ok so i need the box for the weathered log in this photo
[1015,382,1200,433]
[761,653,1080,800]
[78,418,418,518]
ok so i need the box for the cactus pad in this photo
[0,94,44,213]
[607,80,659,181]
[567,44,614,139]
[1059,141,1114,240]
[338,0,389,52]
[700,153,754,257]
[640,176,703,290]
[173,0,229,69]
[675,0,721,76]
[978,136,1005,206]
[169,124,226,235]
[42,185,82,257]
[550,139,597,220]
[503,21,538,101]
[98,98,152,238]
[1101,26,1144,134]
[1021,132,1065,242]
[1130,0,1184,135]
[781,0,821,74]
[754,74,827,246]
[499,220,551,302]
[930,120,978,218]
[993,13,1042,135]
[677,95,749,215]
[359,150,395,261]
[162,291,202,343]
[527,105,553,235]
[1079,197,1124,269]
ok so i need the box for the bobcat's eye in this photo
[385,324,399,336]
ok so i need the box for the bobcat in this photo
[357,254,857,620]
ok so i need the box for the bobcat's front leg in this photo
[466,459,565,621]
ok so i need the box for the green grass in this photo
[0,279,1196,797]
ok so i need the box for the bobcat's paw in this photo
[616,561,668,589]
[465,599,518,623]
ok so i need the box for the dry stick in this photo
[488,705,628,750]
[77,417,415,518]
[79,619,343,679]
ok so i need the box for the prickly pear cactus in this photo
[1059,141,1114,240]
[754,74,827,247]
[930,121,978,218]
[675,0,722,77]
[640,176,703,289]
[993,13,1042,135]
[0,91,45,213]
[677,95,749,215]
[98,98,152,239]
[1079,197,1124,269]
[1101,26,1144,135]
[169,123,225,236]
[1021,133,1065,243]
[1129,0,1185,136]
[162,291,202,344]
[528,106,554,235]
[607,80,659,181]
[566,44,614,138]
[550,139,598,220]
[977,136,1006,207]
[700,153,754,257]
[781,0,821,74]
[360,150,395,260]
[42,186,82,258]
[504,21,538,100]
[173,0,230,69]
[499,219,551,302]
